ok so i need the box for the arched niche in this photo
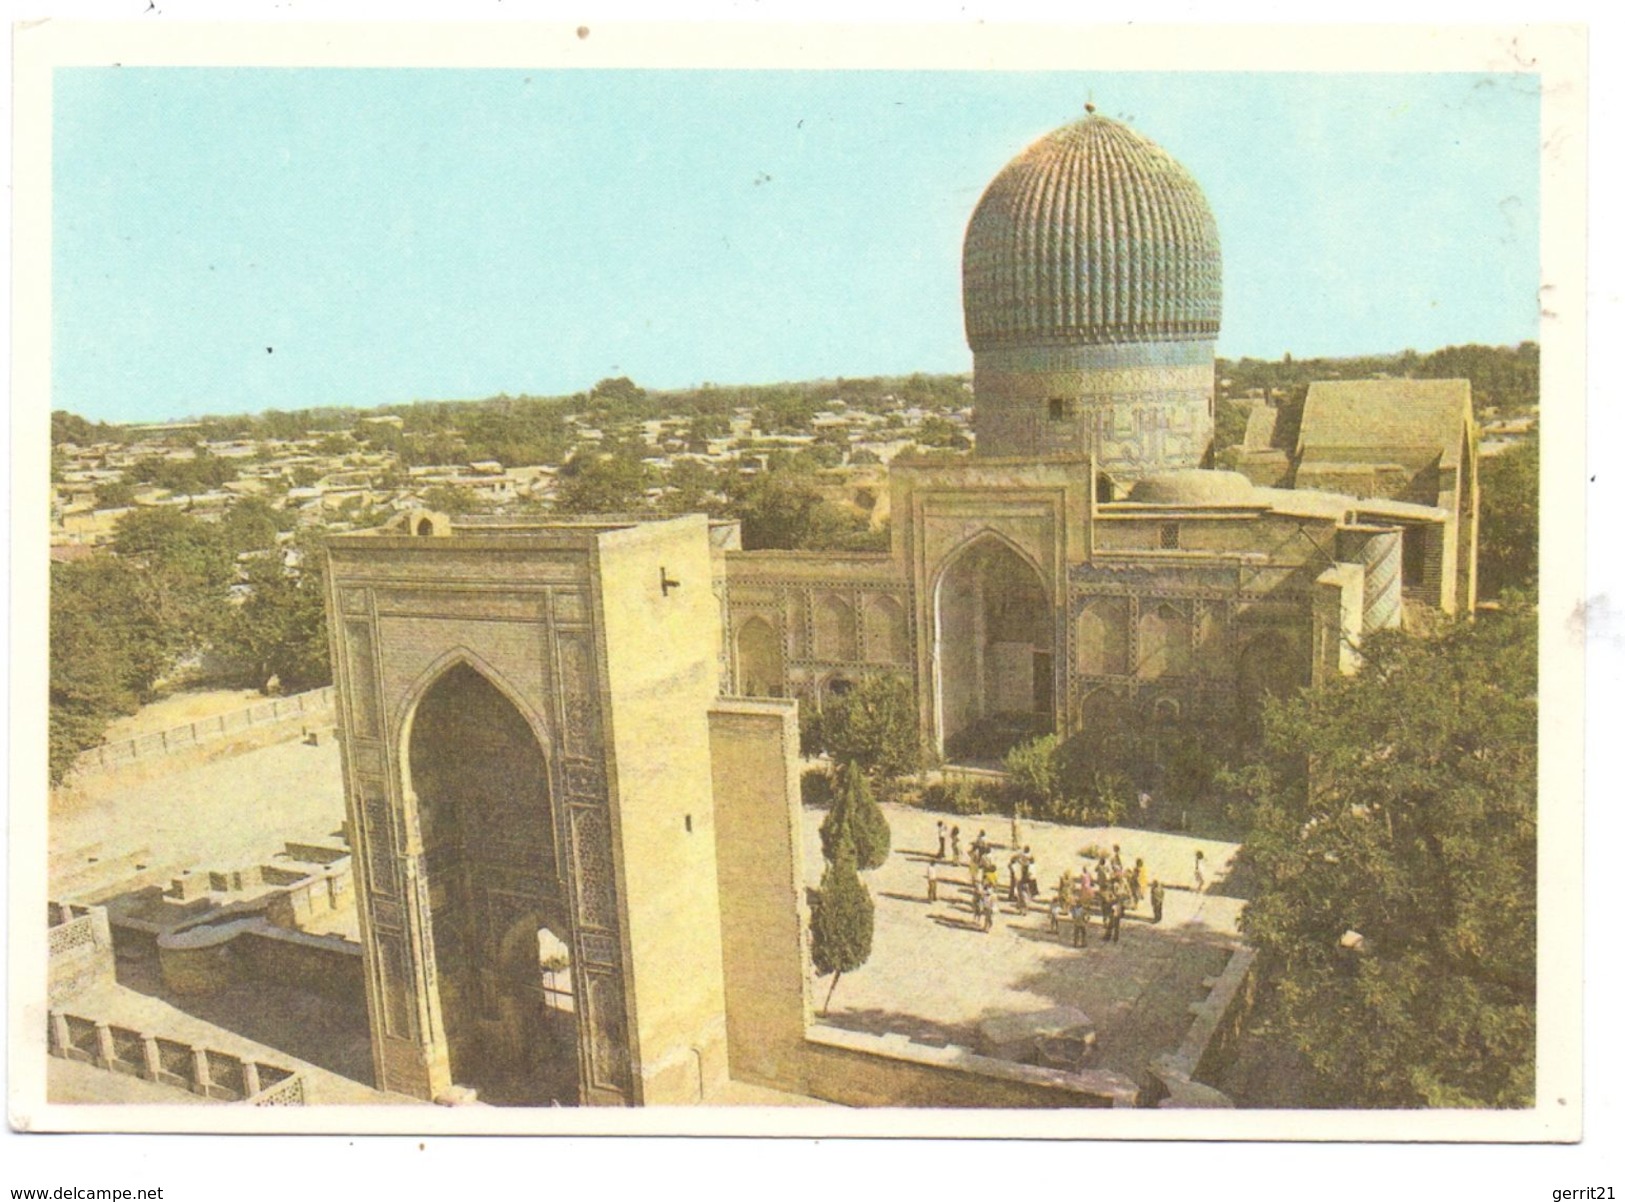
[1137,602,1191,679]
[1236,631,1303,739]
[1076,598,1130,676]
[813,593,859,661]
[933,533,1054,756]
[403,661,580,1106]
[864,594,908,664]
[735,616,784,697]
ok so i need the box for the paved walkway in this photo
[802,801,1245,1088]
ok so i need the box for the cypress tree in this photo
[845,760,891,871]
[820,760,891,870]
[809,824,874,1015]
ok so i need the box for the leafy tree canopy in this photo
[731,469,883,552]
[554,451,649,516]
[1235,604,1537,1108]
[216,529,332,694]
[809,673,922,785]
[1477,432,1538,600]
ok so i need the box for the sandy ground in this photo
[101,689,273,742]
[50,738,348,897]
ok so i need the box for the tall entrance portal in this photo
[325,513,732,1107]
[934,534,1054,759]
[406,663,578,1105]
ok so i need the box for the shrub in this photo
[801,767,835,809]
[920,775,994,816]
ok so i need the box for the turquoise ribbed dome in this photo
[963,114,1223,352]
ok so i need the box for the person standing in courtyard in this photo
[1193,849,1206,894]
[936,820,947,861]
[1070,897,1087,947]
[1150,879,1165,924]
[1131,858,1147,907]
[1107,892,1125,943]
[1047,892,1062,935]
[951,826,962,865]
[926,858,939,903]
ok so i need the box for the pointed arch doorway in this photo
[404,661,581,1106]
[933,534,1055,759]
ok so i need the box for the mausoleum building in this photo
[323,110,1478,1106]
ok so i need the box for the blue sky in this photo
[52,69,1541,424]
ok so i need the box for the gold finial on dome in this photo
[1084,102,1096,114]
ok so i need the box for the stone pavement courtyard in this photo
[49,730,1250,1102]
[801,802,1245,1090]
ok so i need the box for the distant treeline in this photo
[1217,342,1539,416]
[51,372,974,465]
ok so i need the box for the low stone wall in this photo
[803,1024,1138,1109]
[63,688,336,794]
[157,917,364,1005]
[47,903,116,1007]
[1147,945,1258,1108]
[236,926,365,1006]
[262,863,354,932]
[47,1007,305,1104]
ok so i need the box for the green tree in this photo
[1213,397,1251,452]
[809,824,875,1015]
[1235,605,1536,1108]
[421,483,481,515]
[659,458,721,516]
[220,496,292,556]
[686,413,729,447]
[111,506,234,646]
[915,414,970,450]
[49,555,183,784]
[52,410,103,446]
[1477,434,1538,599]
[1003,733,1062,839]
[813,673,922,786]
[92,480,137,510]
[819,759,890,871]
[219,531,332,694]
[591,376,647,406]
[732,469,825,549]
[554,452,649,515]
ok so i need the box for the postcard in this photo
[11,18,1588,1149]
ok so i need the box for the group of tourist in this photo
[1045,845,1165,948]
[928,822,1185,943]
